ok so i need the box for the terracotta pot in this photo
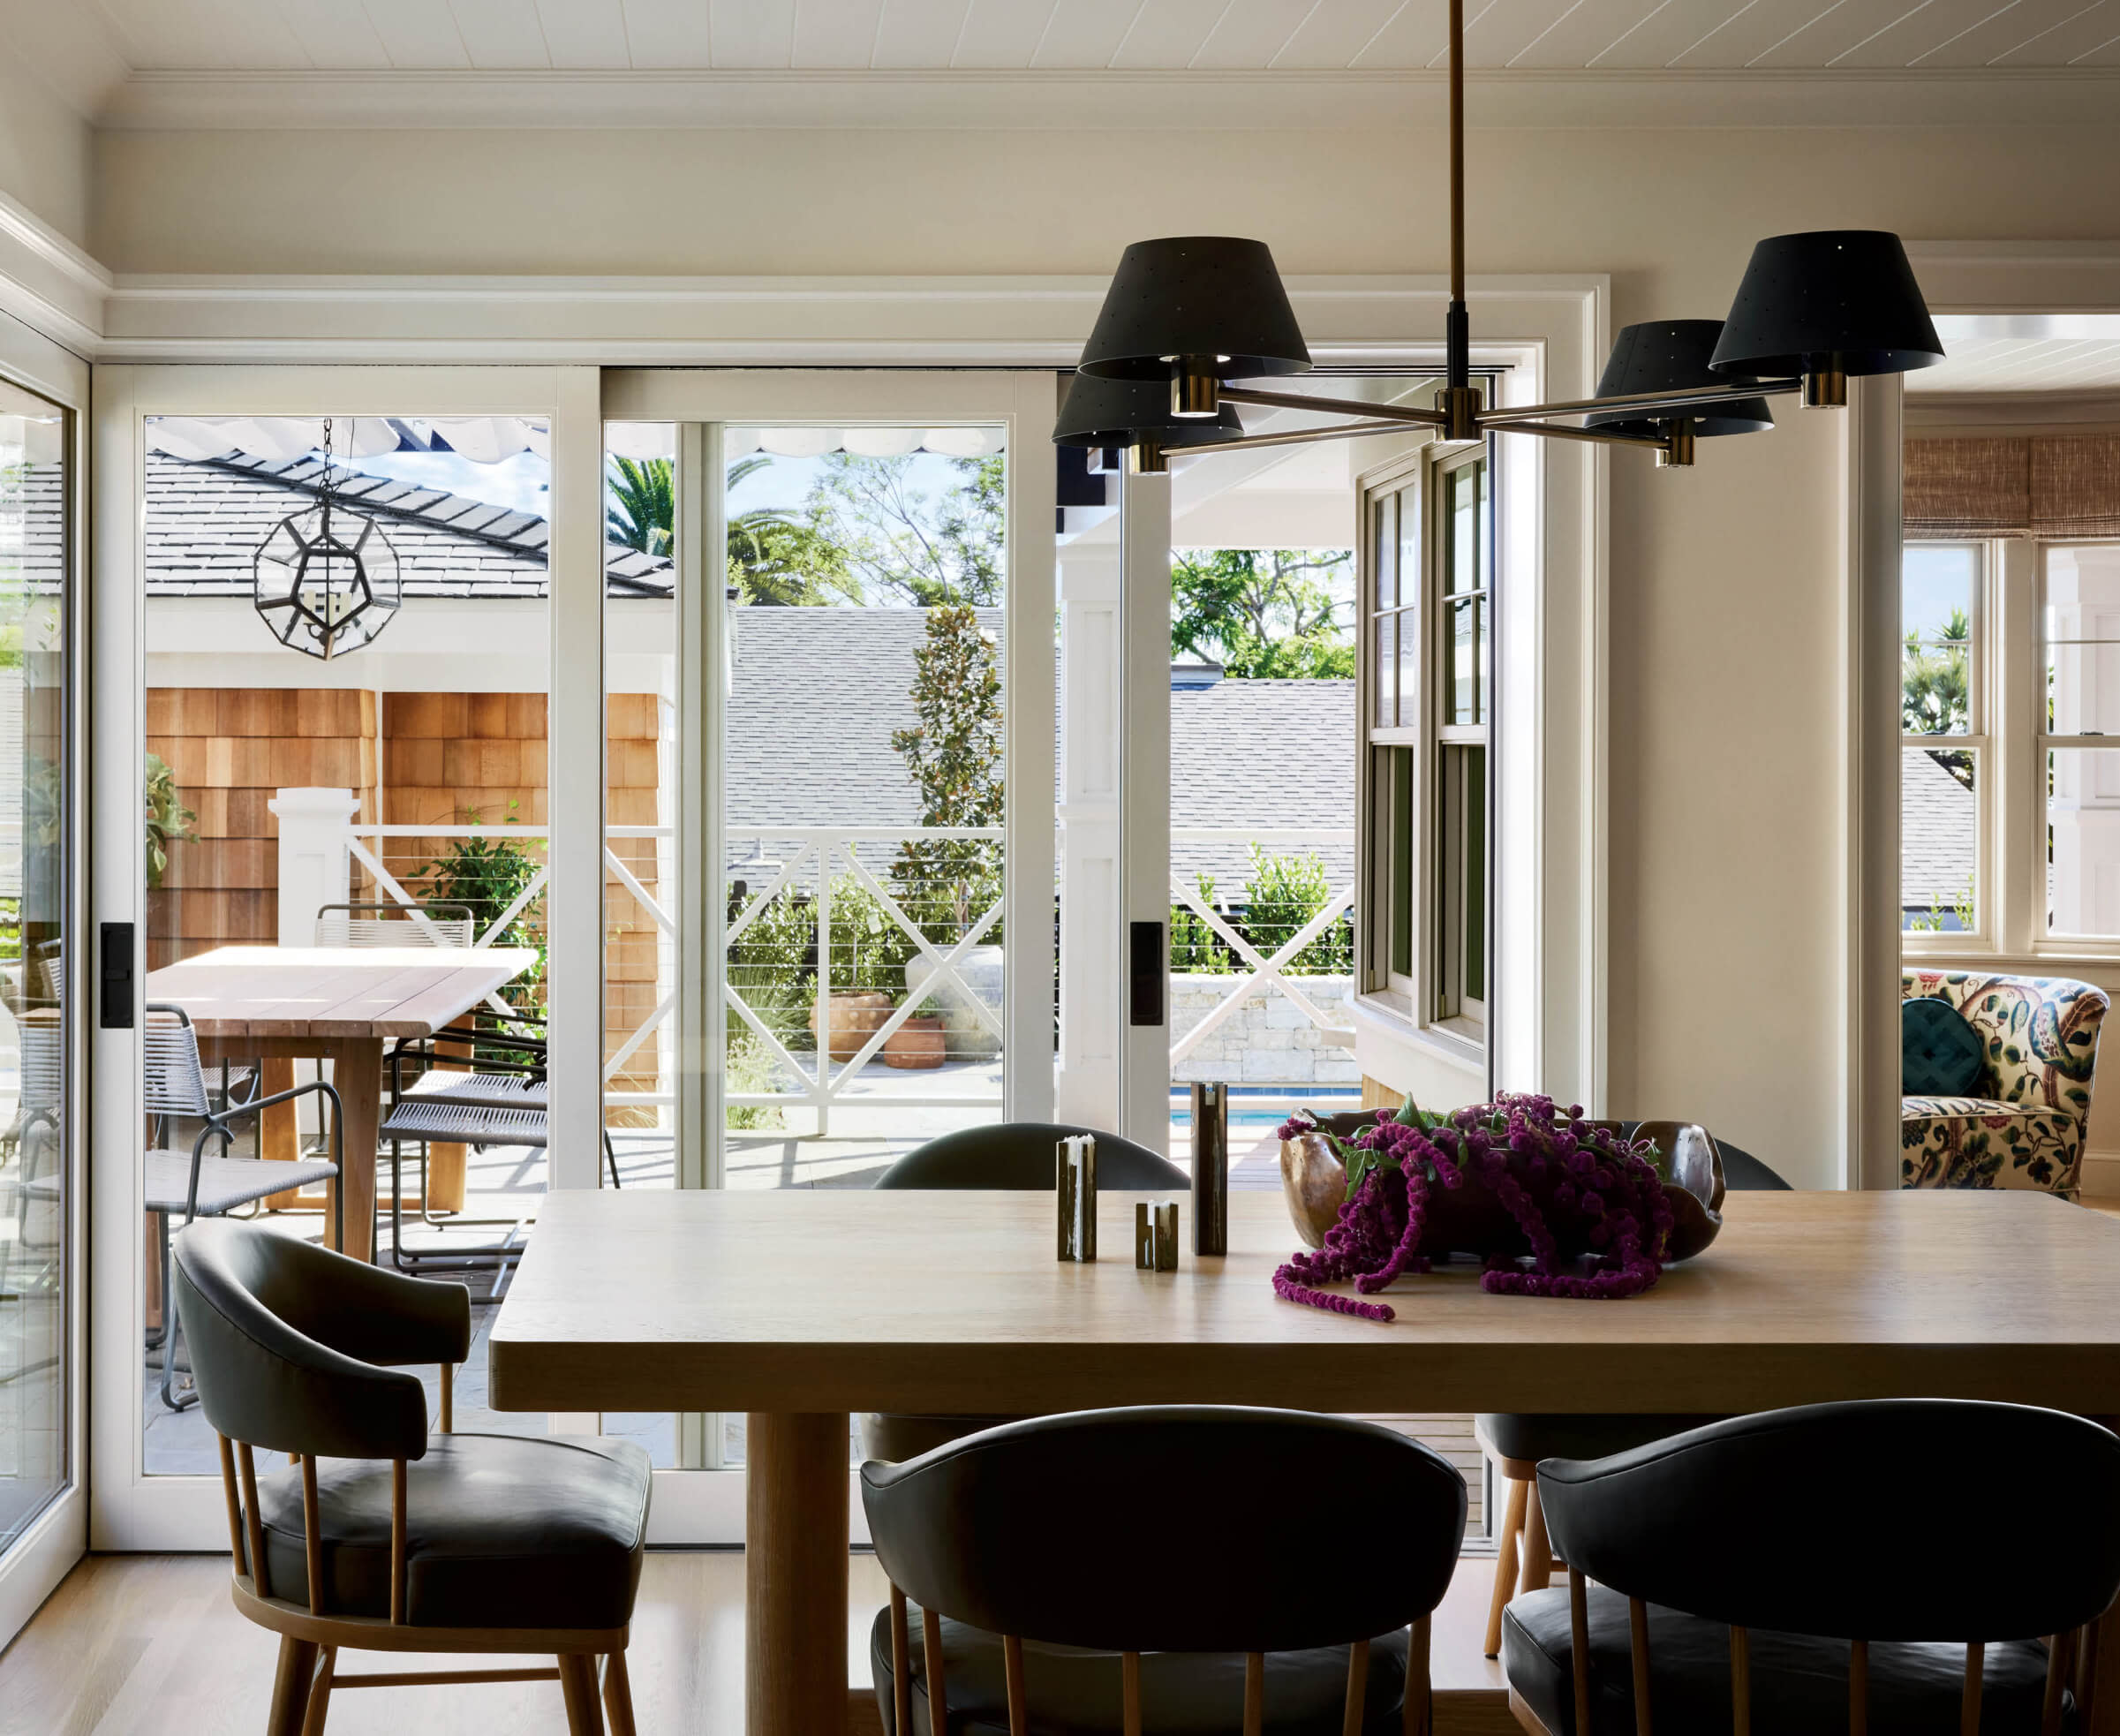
[882,1015,947,1071]
[1279,1108,1731,1262]
[809,990,894,1062]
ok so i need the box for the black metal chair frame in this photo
[147,1003,343,1411]
[381,1021,621,1286]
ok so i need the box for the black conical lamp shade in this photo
[1709,230,1943,378]
[1076,238,1311,382]
[1585,321,1774,438]
[1052,374,1245,449]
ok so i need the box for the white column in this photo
[267,788,358,947]
[1055,543,1122,1126]
[1119,472,1173,1153]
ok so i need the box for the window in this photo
[2042,543,2120,940]
[1361,440,1490,1046]
[1901,541,1985,937]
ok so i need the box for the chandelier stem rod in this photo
[1446,0,1468,395]
[1218,385,1447,426]
[1477,377,1803,426]
[1479,420,1675,452]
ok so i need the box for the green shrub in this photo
[1239,844,1353,976]
[728,886,817,1053]
[1170,873,1234,974]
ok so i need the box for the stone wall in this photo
[1170,973,1360,1087]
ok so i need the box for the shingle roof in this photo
[143,449,673,599]
[723,605,1354,893]
[1902,745,1976,912]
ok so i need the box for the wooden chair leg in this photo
[602,1651,638,1736]
[265,1637,320,1736]
[298,1647,336,1736]
[1485,1475,1528,1658]
[558,1653,607,1736]
[1520,1477,1555,1596]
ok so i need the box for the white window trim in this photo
[1900,537,1996,957]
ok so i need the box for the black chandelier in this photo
[1056,0,1943,471]
[253,416,402,660]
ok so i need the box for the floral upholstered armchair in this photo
[1901,970,2108,1197]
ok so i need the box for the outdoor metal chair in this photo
[146,1003,343,1411]
[314,900,477,949]
[379,1021,622,1289]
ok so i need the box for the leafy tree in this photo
[891,605,1004,941]
[1170,547,1355,677]
[807,453,1005,607]
[1238,843,1352,976]
[606,454,858,606]
[1904,607,1973,789]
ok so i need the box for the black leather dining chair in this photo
[1506,1400,2120,1736]
[1479,1135,1791,1656]
[170,1218,652,1736]
[862,1121,1189,1463]
[864,1407,1467,1736]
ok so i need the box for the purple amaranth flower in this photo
[1271,1091,1676,1322]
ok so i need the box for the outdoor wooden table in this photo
[145,945,537,1262]
[488,1186,2120,1736]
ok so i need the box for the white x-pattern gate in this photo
[1167,826,1358,1068]
[724,825,1005,1135]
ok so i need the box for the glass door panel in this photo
[138,411,555,1473]
[0,381,70,1555]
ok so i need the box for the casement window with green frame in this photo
[1361,439,1490,1053]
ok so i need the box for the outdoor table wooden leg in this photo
[321,1038,381,1263]
[259,1057,304,1209]
[746,1412,849,1736]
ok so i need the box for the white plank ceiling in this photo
[83,0,2120,72]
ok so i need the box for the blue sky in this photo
[1904,544,1976,642]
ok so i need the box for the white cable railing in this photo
[1168,826,1356,1070]
[725,825,1005,1136]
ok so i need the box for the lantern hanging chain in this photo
[319,415,334,538]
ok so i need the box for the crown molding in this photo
[0,190,110,358]
[93,65,2120,133]
[94,269,1605,363]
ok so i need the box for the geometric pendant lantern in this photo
[253,418,401,660]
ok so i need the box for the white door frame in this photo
[87,365,600,1550]
[0,309,90,1649]
[599,368,1058,1542]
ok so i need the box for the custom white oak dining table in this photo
[146,944,537,1262]
[487,1185,2120,1736]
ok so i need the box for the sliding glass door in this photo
[599,372,1057,1536]
[0,328,85,1645]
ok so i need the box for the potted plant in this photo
[809,878,909,1063]
[882,997,947,1071]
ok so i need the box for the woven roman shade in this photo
[1905,434,2120,539]
[1903,438,2031,537]
[2032,436,2120,538]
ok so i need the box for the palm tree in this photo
[606,453,858,605]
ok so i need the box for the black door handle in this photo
[100,921,134,1030]
[1128,920,1165,1027]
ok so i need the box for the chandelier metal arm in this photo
[1485,420,1677,452]
[1162,420,1427,461]
[1475,376,1804,428]
[1217,385,1448,426]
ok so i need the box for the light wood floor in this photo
[0,1549,1508,1735]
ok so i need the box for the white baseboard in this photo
[2081,1150,2120,1202]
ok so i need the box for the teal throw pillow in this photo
[1902,997,1986,1097]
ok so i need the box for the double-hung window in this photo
[2041,543,2120,942]
[1900,541,1988,940]
[1361,438,1490,1053]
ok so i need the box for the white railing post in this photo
[268,788,359,947]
